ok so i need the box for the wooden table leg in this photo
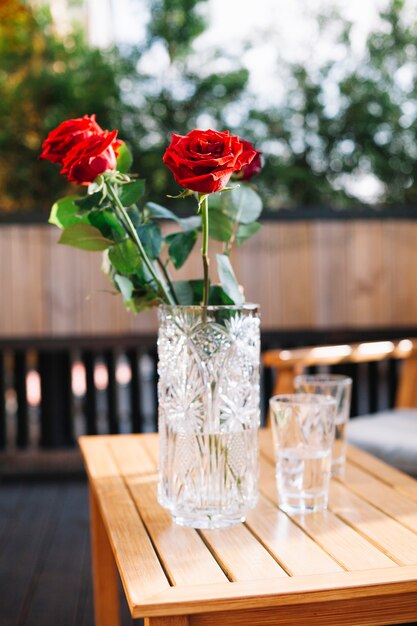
[90,486,121,626]
[145,618,189,626]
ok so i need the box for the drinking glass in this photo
[294,374,352,477]
[269,394,337,513]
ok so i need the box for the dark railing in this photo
[1,328,415,458]
[2,206,417,225]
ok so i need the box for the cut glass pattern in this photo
[157,305,260,528]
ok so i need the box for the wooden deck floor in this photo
[0,480,140,626]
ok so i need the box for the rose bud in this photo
[40,114,103,165]
[61,130,120,185]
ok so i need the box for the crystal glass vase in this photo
[157,304,260,529]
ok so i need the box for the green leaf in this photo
[172,280,194,304]
[116,143,133,173]
[49,195,89,229]
[114,274,134,301]
[236,221,262,245]
[209,285,234,305]
[108,239,139,274]
[166,230,198,269]
[58,224,113,251]
[173,280,234,305]
[145,202,201,231]
[118,180,145,206]
[88,210,125,241]
[189,279,204,304]
[136,223,162,259]
[216,254,244,305]
[208,209,234,242]
[75,190,107,212]
[222,184,263,224]
[131,293,160,313]
[126,206,143,229]
[136,258,157,286]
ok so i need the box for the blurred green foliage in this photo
[0,0,249,213]
[2,0,417,212]
[0,0,136,211]
[251,0,417,208]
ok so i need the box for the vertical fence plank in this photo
[126,348,142,433]
[388,359,399,409]
[368,361,379,413]
[0,351,5,449]
[260,364,273,427]
[104,350,118,434]
[82,350,98,435]
[39,350,73,447]
[14,350,28,448]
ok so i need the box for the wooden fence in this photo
[1,219,417,336]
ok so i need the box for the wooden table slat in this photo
[200,523,288,582]
[79,437,171,608]
[133,565,417,617]
[108,436,229,587]
[142,433,160,465]
[342,463,417,534]
[108,435,157,476]
[245,495,344,575]
[346,443,417,502]
[258,455,397,572]
[128,480,229,586]
[330,480,417,565]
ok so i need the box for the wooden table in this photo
[79,430,417,626]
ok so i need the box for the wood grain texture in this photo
[79,437,171,612]
[107,435,228,587]
[5,220,417,336]
[133,566,417,617]
[245,495,343,576]
[108,435,157,476]
[290,509,396,571]
[199,523,288,582]
[90,487,121,626]
[342,462,417,533]
[128,480,228,586]
[145,617,190,626]
[188,592,417,626]
[329,481,417,565]
[346,443,417,502]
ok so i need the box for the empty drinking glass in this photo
[294,374,352,477]
[269,394,337,513]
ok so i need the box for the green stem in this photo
[201,194,210,307]
[105,180,175,305]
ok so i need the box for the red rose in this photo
[61,130,120,185]
[40,114,103,165]
[163,129,257,194]
[239,142,262,181]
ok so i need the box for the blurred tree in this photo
[3,0,417,213]
[119,0,249,205]
[0,0,135,212]
[0,0,249,213]
[250,0,417,209]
